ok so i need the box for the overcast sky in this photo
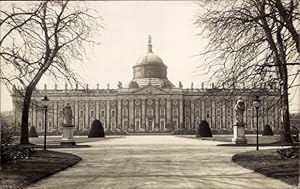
[1,1,299,113]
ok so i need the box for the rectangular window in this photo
[111,110,116,117]
[227,109,231,116]
[101,110,105,117]
[91,110,94,117]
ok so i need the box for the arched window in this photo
[122,108,128,116]
[48,122,52,131]
[185,109,190,116]
[173,108,178,117]
[135,108,140,117]
[206,109,210,118]
[111,109,116,117]
[185,121,190,128]
[160,108,165,117]
[90,110,95,117]
[101,110,105,117]
[147,107,153,116]
[173,120,178,127]
[38,122,42,131]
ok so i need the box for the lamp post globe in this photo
[41,96,50,150]
[253,96,261,151]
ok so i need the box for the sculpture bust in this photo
[63,103,73,125]
[235,98,245,123]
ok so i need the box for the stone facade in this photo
[12,36,281,134]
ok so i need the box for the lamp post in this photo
[41,96,50,150]
[253,96,261,151]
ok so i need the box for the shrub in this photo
[88,120,105,138]
[1,117,34,164]
[196,120,213,137]
[262,125,274,136]
[276,147,299,159]
[29,126,38,137]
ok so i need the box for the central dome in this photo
[131,35,174,88]
[136,52,165,66]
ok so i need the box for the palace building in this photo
[12,36,282,134]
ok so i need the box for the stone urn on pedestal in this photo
[60,103,76,146]
[232,98,247,144]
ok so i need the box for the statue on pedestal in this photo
[235,98,245,124]
[63,103,73,125]
[61,103,75,146]
[232,97,247,144]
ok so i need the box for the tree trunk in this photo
[281,72,292,143]
[20,86,34,144]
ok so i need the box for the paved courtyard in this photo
[27,136,293,189]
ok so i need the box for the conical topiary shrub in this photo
[196,120,213,137]
[262,125,273,136]
[88,120,105,138]
[29,126,38,137]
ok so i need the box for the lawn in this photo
[0,150,81,188]
[232,148,299,186]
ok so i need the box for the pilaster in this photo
[166,98,171,129]
[85,101,89,129]
[53,100,57,130]
[74,100,78,130]
[129,98,134,129]
[179,98,183,129]
[155,98,159,126]
[117,99,121,128]
[142,99,145,129]
[106,100,110,129]
[191,98,195,130]
[96,100,100,120]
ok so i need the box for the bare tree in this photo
[195,0,299,142]
[0,1,102,144]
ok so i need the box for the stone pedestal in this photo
[60,124,76,146]
[232,122,247,144]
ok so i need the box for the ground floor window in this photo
[160,120,165,130]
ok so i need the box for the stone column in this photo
[74,100,79,130]
[155,98,159,131]
[96,100,100,120]
[191,98,195,130]
[106,100,110,130]
[129,98,134,130]
[179,98,183,129]
[53,100,57,130]
[85,101,89,130]
[211,98,215,130]
[142,99,145,131]
[166,98,171,131]
[201,100,205,120]
[222,100,226,130]
[33,103,37,128]
[117,99,121,129]
[232,99,237,126]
